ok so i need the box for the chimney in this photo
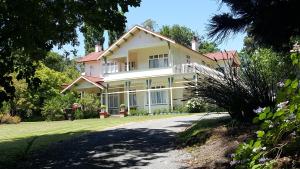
[191,36,199,51]
[95,44,102,52]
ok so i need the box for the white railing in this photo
[173,63,223,76]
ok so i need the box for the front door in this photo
[108,94,119,114]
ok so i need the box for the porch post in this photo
[146,79,152,114]
[126,55,129,71]
[105,84,109,113]
[100,93,103,105]
[168,77,174,112]
[168,42,172,67]
[126,81,131,115]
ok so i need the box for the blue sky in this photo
[53,0,245,57]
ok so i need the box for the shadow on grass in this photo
[0,127,182,169]
[176,116,232,147]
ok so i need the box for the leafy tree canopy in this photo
[160,25,197,47]
[0,0,141,105]
[198,41,220,54]
[208,0,300,52]
[141,19,157,31]
[82,23,105,54]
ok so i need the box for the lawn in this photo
[0,114,190,167]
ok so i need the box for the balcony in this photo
[103,62,221,82]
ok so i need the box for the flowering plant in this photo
[232,53,300,168]
[185,98,207,113]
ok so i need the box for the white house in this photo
[62,25,240,114]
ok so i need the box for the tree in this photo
[108,30,125,46]
[82,23,105,54]
[160,25,197,47]
[0,0,141,106]
[43,52,65,72]
[141,19,157,31]
[208,0,300,52]
[198,41,220,54]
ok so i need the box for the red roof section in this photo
[204,51,237,60]
[77,51,104,63]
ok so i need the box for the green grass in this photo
[177,116,232,147]
[0,114,189,167]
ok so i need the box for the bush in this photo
[231,53,300,168]
[42,96,65,121]
[0,114,21,124]
[130,109,148,116]
[186,51,281,121]
[173,104,187,113]
[79,94,101,119]
[185,98,207,113]
[74,109,84,119]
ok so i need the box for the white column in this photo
[100,93,103,105]
[168,42,172,67]
[126,81,130,115]
[105,87,109,113]
[168,77,173,112]
[146,79,151,114]
[126,55,129,71]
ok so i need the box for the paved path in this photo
[23,113,228,169]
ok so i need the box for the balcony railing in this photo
[173,63,222,76]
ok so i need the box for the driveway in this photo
[22,113,228,169]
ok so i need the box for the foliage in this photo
[141,19,157,31]
[100,105,107,110]
[43,52,66,72]
[173,104,187,113]
[82,23,105,54]
[0,114,21,124]
[0,0,141,106]
[160,25,198,47]
[186,51,277,122]
[41,95,65,121]
[130,109,148,116]
[79,94,101,119]
[241,48,294,85]
[185,98,207,113]
[232,53,300,168]
[108,29,125,46]
[198,41,220,54]
[208,0,300,52]
[41,92,77,121]
[74,109,84,120]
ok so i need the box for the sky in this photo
[53,0,246,57]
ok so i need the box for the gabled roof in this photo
[77,51,104,63]
[96,25,214,61]
[61,75,104,93]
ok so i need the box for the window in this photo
[89,65,93,76]
[108,94,119,108]
[104,62,118,73]
[149,54,168,68]
[125,61,136,71]
[129,92,137,107]
[146,86,167,105]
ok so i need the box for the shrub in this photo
[41,96,65,121]
[173,104,187,113]
[185,98,207,113]
[74,109,84,119]
[130,109,148,116]
[186,51,281,121]
[79,94,101,119]
[0,114,21,124]
[231,52,300,168]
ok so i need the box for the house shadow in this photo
[1,127,183,169]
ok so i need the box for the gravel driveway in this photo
[22,113,228,169]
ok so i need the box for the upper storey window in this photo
[149,54,168,68]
